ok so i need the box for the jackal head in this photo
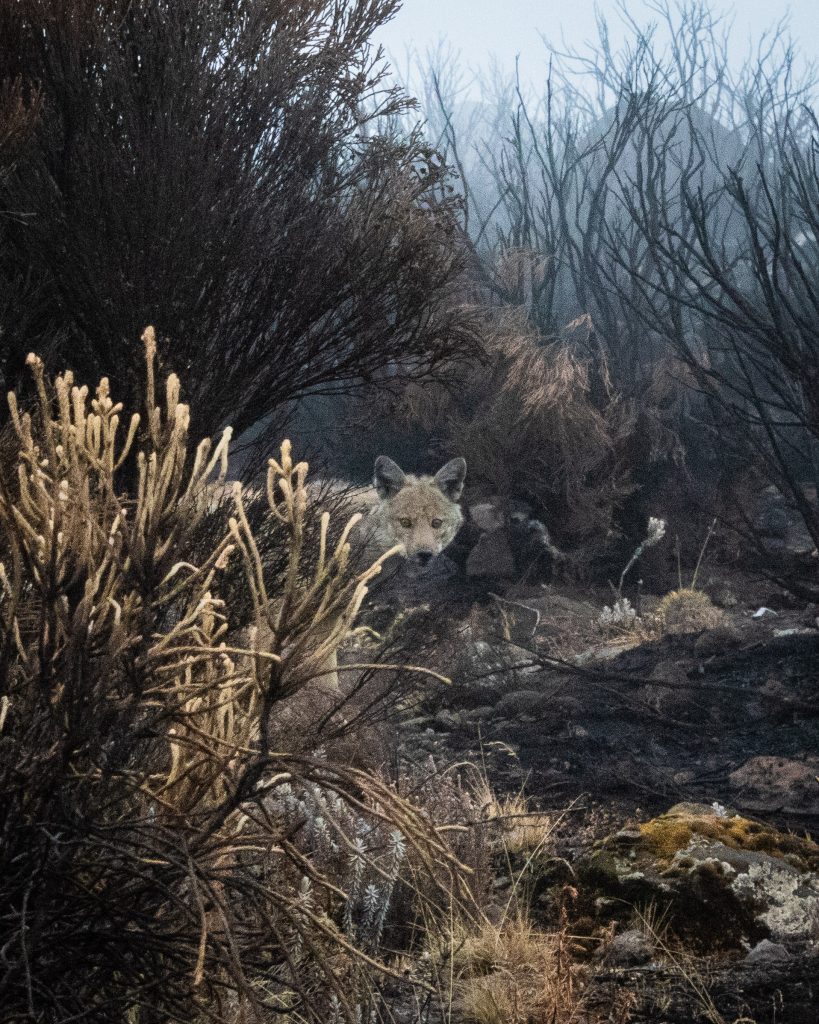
[373,455,467,567]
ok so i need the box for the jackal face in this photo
[373,455,466,567]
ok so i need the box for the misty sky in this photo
[375,1,818,93]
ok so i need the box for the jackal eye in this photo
[399,517,413,529]
[431,518,443,529]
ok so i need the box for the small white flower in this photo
[598,597,637,630]
[646,517,667,546]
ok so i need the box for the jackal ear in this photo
[374,456,407,499]
[434,457,467,501]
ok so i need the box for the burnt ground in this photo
[354,567,819,1022]
[388,574,819,832]
[447,628,819,830]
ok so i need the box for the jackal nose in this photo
[416,551,434,566]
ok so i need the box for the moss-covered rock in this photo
[578,803,819,951]
[637,803,819,871]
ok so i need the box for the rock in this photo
[465,704,496,722]
[756,497,790,538]
[579,803,819,950]
[507,516,556,581]
[600,929,654,966]
[466,529,516,579]
[678,840,819,942]
[643,658,696,718]
[495,688,549,718]
[754,486,818,554]
[712,583,739,608]
[432,709,460,731]
[468,501,505,533]
[575,642,635,665]
[465,498,557,582]
[526,591,599,634]
[454,632,541,696]
[729,756,819,813]
[744,939,792,966]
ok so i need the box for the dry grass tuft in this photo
[433,913,586,1024]
[655,587,723,634]
[470,774,557,856]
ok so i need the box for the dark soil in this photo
[396,580,819,831]
[367,568,819,1023]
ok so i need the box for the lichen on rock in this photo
[579,803,819,951]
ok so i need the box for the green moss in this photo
[637,806,819,871]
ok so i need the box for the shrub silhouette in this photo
[0,0,476,446]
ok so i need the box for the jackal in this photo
[353,455,467,568]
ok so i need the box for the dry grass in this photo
[469,773,557,857]
[431,912,587,1024]
[655,587,724,634]
[629,904,731,1024]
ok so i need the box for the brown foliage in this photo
[0,75,40,169]
[399,305,639,555]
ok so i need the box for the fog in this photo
[376,0,818,95]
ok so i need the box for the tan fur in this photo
[353,456,467,567]
[220,456,466,697]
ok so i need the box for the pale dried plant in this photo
[428,912,585,1024]
[0,330,470,1022]
[597,596,638,633]
[469,772,556,858]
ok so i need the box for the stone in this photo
[466,528,516,579]
[729,756,819,813]
[466,704,497,722]
[495,688,549,718]
[579,803,819,950]
[433,709,459,730]
[736,858,819,942]
[451,633,544,707]
[507,517,556,581]
[756,503,789,539]
[693,622,743,657]
[753,486,818,554]
[468,501,505,533]
[744,939,792,965]
[600,929,655,966]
